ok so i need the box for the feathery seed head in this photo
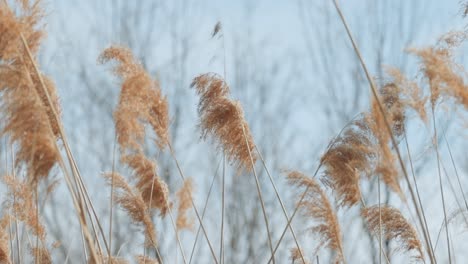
[176,178,195,232]
[321,119,376,207]
[191,73,256,172]
[287,171,345,263]
[362,205,424,260]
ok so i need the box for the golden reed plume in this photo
[0,216,11,264]
[104,173,157,247]
[362,205,423,260]
[409,31,468,110]
[100,46,170,215]
[321,118,376,207]
[0,0,61,186]
[122,153,170,216]
[3,176,46,241]
[89,255,129,264]
[191,73,256,171]
[367,83,405,198]
[287,171,345,263]
[31,247,52,264]
[136,255,159,264]
[176,178,195,232]
[385,67,428,123]
[99,46,169,150]
[290,247,310,264]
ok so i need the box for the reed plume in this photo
[31,247,51,264]
[136,255,159,264]
[99,46,169,150]
[100,46,170,215]
[290,247,309,264]
[321,119,376,207]
[409,32,468,110]
[89,255,129,264]
[362,205,423,260]
[0,0,60,186]
[287,171,345,263]
[191,73,256,171]
[367,83,404,197]
[104,172,157,247]
[122,153,170,215]
[386,67,428,123]
[3,175,46,241]
[176,178,194,232]
[0,216,11,264]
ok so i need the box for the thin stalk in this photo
[154,244,165,264]
[35,187,39,264]
[9,146,21,263]
[378,173,382,264]
[331,1,435,262]
[220,155,225,264]
[255,148,306,264]
[403,128,435,260]
[431,107,451,264]
[241,125,275,264]
[189,159,221,264]
[167,206,188,264]
[443,133,468,213]
[4,139,14,264]
[108,135,117,259]
[168,142,219,264]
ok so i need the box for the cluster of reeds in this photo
[0,0,467,263]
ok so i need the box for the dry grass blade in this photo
[287,171,345,263]
[362,205,424,261]
[191,73,256,172]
